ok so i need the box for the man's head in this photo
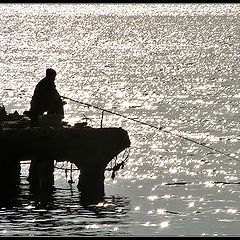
[46,68,57,80]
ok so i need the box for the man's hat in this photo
[46,68,56,76]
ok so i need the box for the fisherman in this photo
[27,68,64,125]
[26,68,65,188]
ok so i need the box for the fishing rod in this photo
[60,95,239,163]
[61,95,163,131]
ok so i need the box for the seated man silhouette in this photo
[28,68,64,125]
[26,68,65,188]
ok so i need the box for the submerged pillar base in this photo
[0,157,21,191]
[77,167,105,205]
[27,157,54,193]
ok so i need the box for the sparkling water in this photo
[0,3,239,236]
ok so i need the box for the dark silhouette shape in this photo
[27,68,64,124]
[0,70,131,205]
[25,68,65,190]
[0,127,130,205]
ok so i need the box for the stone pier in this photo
[0,127,130,204]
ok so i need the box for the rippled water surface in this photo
[0,3,240,236]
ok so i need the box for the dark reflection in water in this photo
[0,178,131,236]
[0,189,21,209]
[0,183,54,210]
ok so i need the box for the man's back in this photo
[28,69,64,123]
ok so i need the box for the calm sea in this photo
[0,3,240,236]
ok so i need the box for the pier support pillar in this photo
[77,166,105,204]
[0,156,21,199]
[28,157,54,193]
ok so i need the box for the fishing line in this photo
[61,95,239,163]
[61,95,163,130]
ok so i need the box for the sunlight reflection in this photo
[147,195,159,201]
[169,167,177,174]
[143,221,157,227]
[227,209,237,214]
[24,205,35,210]
[97,202,109,207]
[0,3,239,236]
[204,181,214,188]
[225,176,238,181]
[160,221,169,228]
[116,208,123,213]
[162,195,171,199]
[86,224,100,229]
[188,202,195,208]
[157,209,165,215]
[151,185,158,191]
[113,227,119,231]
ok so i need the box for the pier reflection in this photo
[0,179,131,236]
